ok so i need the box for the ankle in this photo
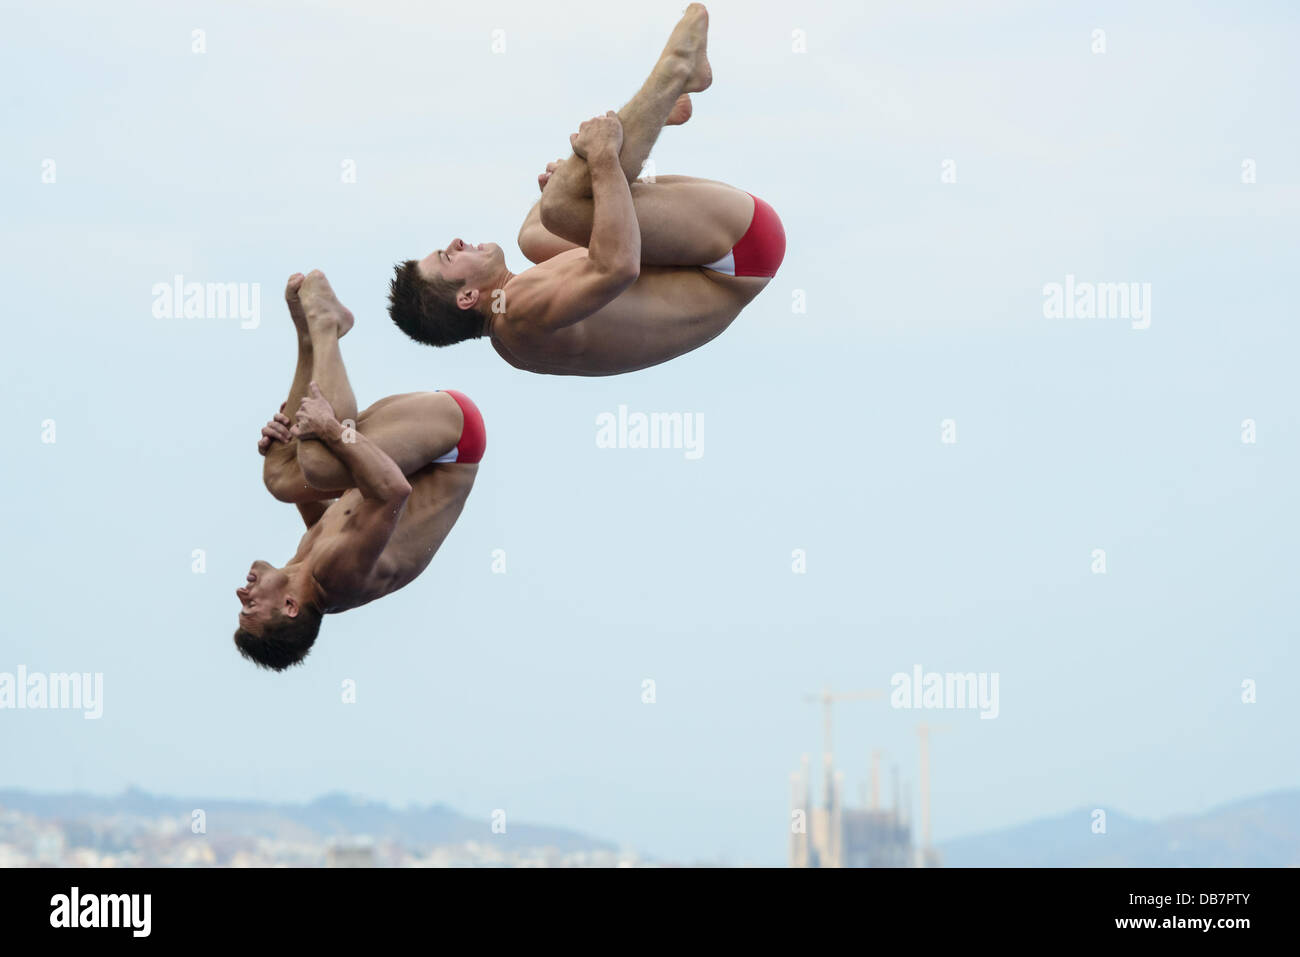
[305,314,340,340]
[655,53,692,88]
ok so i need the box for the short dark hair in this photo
[387,259,484,347]
[233,605,323,671]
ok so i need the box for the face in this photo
[417,238,504,302]
[235,560,294,635]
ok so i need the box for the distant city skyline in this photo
[4,783,1296,867]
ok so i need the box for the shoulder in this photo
[503,249,590,306]
[495,251,591,335]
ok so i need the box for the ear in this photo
[284,595,300,619]
[456,287,480,311]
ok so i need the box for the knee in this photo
[517,221,549,265]
[265,464,313,504]
[519,222,579,265]
[538,172,579,232]
[537,190,563,235]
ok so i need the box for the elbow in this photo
[608,260,639,289]
[365,481,410,508]
[595,256,638,287]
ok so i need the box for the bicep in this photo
[520,257,636,331]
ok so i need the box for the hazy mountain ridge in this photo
[939,790,1300,867]
[5,787,1296,865]
[0,786,615,854]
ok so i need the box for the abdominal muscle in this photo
[492,262,767,377]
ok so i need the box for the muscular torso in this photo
[296,461,478,613]
[489,248,769,376]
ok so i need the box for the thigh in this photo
[355,392,463,476]
[577,266,763,372]
[628,180,755,266]
[636,174,724,186]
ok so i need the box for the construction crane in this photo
[803,685,884,809]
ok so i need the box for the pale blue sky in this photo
[2,0,1297,865]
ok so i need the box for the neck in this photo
[478,266,516,337]
[285,561,326,611]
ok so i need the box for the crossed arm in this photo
[296,387,411,594]
[506,114,641,332]
[258,387,410,594]
[259,408,334,526]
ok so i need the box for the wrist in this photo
[318,418,345,443]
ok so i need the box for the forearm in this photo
[313,422,411,502]
[584,150,641,275]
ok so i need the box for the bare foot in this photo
[298,269,355,339]
[284,273,309,339]
[666,93,693,126]
[661,4,711,94]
